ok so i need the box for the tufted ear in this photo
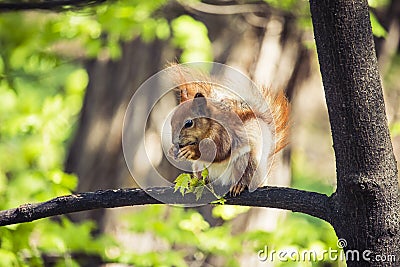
[179,85,189,102]
[192,93,208,116]
[194,92,204,99]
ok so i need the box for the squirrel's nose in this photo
[172,136,179,146]
[172,134,184,146]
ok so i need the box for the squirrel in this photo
[169,69,289,196]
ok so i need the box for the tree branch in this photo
[0,0,106,12]
[178,0,290,18]
[0,186,331,226]
[180,1,268,15]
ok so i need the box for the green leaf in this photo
[264,0,297,11]
[370,12,387,38]
[212,205,250,220]
[65,68,88,94]
[193,186,204,201]
[189,175,199,186]
[174,171,209,199]
[368,0,390,8]
[174,173,192,196]
[201,167,208,182]
[49,170,78,190]
[171,15,213,62]
[390,122,400,137]
[0,249,18,266]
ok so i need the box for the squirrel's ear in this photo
[192,93,208,115]
[179,85,189,102]
[194,93,204,98]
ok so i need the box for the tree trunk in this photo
[309,0,400,265]
[65,38,173,228]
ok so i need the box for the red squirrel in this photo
[169,70,289,196]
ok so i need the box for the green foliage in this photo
[368,0,390,8]
[0,61,84,208]
[212,205,250,221]
[174,167,227,201]
[174,173,193,196]
[0,0,214,265]
[291,150,335,196]
[46,0,170,59]
[264,0,389,44]
[171,15,213,62]
[0,6,89,267]
[35,218,110,255]
[264,0,299,11]
[120,205,339,266]
[121,206,243,266]
[369,12,387,38]
[0,0,215,265]
[391,122,400,137]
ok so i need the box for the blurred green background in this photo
[0,0,398,266]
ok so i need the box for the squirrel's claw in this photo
[177,145,196,160]
[229,182,246,197]
[169,144,195,161]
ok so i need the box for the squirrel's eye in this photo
[184,119,194,128]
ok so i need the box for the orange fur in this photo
[178,82,212,102]
[169,66,290,195]
[168,62,212,102]
[263,89,290,154]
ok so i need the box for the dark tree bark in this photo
[0,0,105,11]
[309,0,400,265]
[0,186,330,226]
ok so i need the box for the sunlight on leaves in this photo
[171,15,213,62]
[212,205,250,221]
[370,12,387,38]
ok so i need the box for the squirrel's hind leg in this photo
[228,153,255,196]
[229,182,247,197]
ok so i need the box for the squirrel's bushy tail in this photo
[264,89,290,154]
[237,84,290,155]
[222,77,290,155]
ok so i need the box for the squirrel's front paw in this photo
[177,145,196,160]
